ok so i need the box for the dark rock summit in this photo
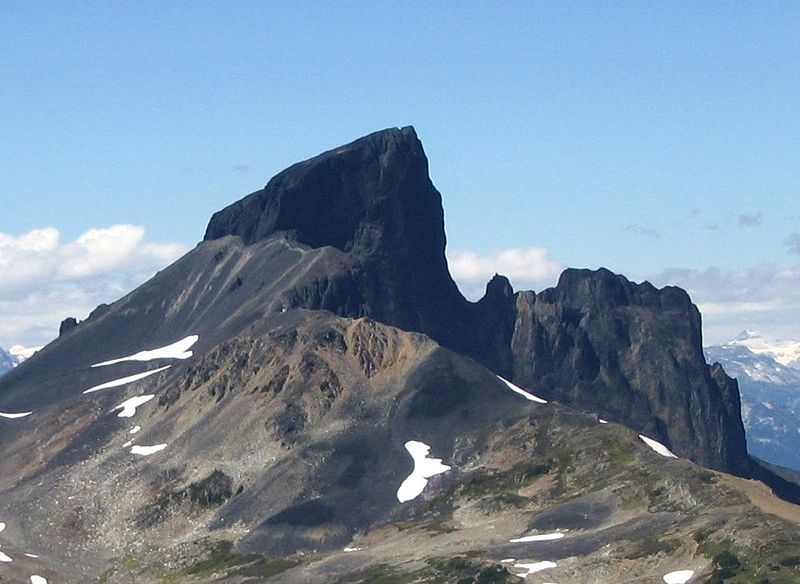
[205,127,474,365]
[510,268,748,474]
[203,126,749,476]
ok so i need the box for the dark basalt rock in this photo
[510,268,749,474]
[206,127,475,363]
[58,316,79,336]
[205,127,750,477]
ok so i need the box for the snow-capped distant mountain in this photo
[0,344,41,377]
[0,347,14,375]
[728,329,800,370]
[706,342,800,472]
[9,344,42,364]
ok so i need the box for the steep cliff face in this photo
[202,127,750,477]
[510,268,748,474]
[204,127,472,356]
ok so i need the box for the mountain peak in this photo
[203,126,433,252]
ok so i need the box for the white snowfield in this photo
[343,546,361,552]
[24,553,39,558]
[513,560,557,577]
[131,444,167,456]
[114,395,155,418]
[729,330,800,368]
[0,522,4,532]
[497,376,548,403]
[92,335,199,367]
[639,434,678,458]
[0,411,32,419]
[130,425,141,434]
[663,569,695,583]
[83,366,171,394]
[396,440,451,502]
[31,576,48,584]
[509,532,565,543]
[0,550,11,562]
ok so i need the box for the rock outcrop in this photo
[510,268,748,473]
[204,126,749,476]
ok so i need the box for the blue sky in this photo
[1,2,799,346]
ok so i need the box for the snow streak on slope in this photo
[113,395,155,417]
[397,441,451,502]
[92,335,198,367]
[131,444,167,456]
[497,376,548,403]
[509,533,565,543]
[83,366,171,394]
[663,569,695,583]
[513,560,557,577]
[639,435,678,458]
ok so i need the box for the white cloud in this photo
[650,264,800,344]
[448,246,800,345]
[448,246,564,299]
[0,226,189,347]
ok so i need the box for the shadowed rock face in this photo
[203,127,749,476]
[511,268,749,474]
[205,127,472,357]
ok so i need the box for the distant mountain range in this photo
[726,329,800,369]
[0,345,41,376]
[0,348,14,375]
[706,333,800,472]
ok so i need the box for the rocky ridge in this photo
[0,127,798,583]
[204,127,748,476]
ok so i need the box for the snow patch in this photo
[0,550,11,562]
[130,425,141,434]
[639,434,678,458]
[122,440,133,448]
[83,366,171,394]
[343,547,361,552]
[0,522,4,532]
[513,561,557,577]
[509,532,565,543]
[599,418,608,424]
[663,570,695,583]
[131,444,167,456]
[0,411,32,419]
[24,553,39,558]
[396,440,451,502]
[114,395,155,417]
[497,376,548,403]
[31,577,48,584]
[92,335,199,367]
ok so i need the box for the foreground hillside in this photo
[1,127,799,584]
[1,315,799,583]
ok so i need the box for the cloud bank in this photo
[0,225,189,348]
[650,263,800,344]
[448,246,800,345]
